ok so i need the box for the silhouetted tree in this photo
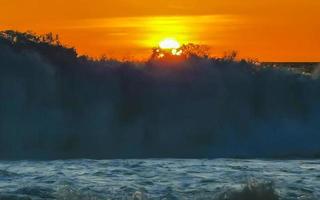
[223,50,238,61]
[149,43,210,61]
[180,43,210,58]
[0,30,78,67]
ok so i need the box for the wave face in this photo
[1,38,320,159]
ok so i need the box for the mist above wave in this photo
[0,31,320,159]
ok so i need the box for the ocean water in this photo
[0,159,319,200]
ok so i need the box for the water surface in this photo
[0,159,319,199]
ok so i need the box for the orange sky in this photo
[1,0,319,61]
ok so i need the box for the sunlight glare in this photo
[159,39,181,49]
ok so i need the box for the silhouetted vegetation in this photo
[150,43,210,60]
[0,30,78,66]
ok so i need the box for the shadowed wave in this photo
[1,31,320,159]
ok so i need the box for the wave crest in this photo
[216,181,279,200]
[1,31,320,159]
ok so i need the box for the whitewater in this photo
[1,31,320,199]
[1,32,320,159]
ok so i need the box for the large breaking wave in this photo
[1,31,320,159]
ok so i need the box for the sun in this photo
[159,38,181,49]
[158,38,183,56]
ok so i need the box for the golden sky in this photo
[1,0,319,61]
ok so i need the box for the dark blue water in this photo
[1,32,320,199]
[0,159,319,199]
[1,36,320,160]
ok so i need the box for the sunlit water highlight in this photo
[0,159,319,199]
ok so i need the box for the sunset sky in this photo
[1,0,319,61]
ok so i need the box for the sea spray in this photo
[1,32,320,159]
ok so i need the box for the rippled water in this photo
[0,159,319,199]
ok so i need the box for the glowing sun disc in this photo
[159,39,181,49]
